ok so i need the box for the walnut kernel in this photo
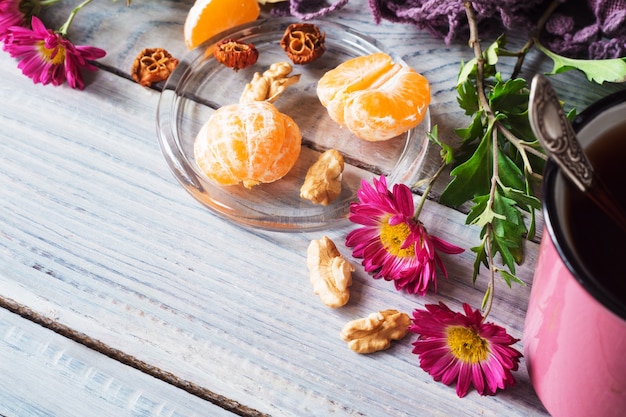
[341,310,411,354]
[307,236,354,308]
[300,149,344,206]
[239,62,301,103]
[280,23,325,65]
[213,39,259,71]
[131,48,178,87]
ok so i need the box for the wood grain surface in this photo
[1,1,624,416]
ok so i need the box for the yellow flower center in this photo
[37,41,66,66]
[379,217,415,258]
[446,326,490,363]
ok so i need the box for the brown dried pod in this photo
[280,23,326,65]
[213,39,259,71]
[131,48,179,87]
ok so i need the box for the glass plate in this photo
[157,18,430,231]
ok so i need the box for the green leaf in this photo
[439,128,493,207]
[500,186,541,211]
[467,195,506,229]
[523,177,538,240]
[497,151,525,190]
[536,42,626,83]
[484,38,500,66]
[455,111,484,143]
[490,192,527,270]
[481,285,491,309]
[481,35,505,70]
[457,79,479,115]
[489,77,529,113]
[457,58,478,86]
[527,207,537,240]
[456,36,505,86]
[427,125,455,165]
[493,192,526,230]
[498,269,526,288]
[466,195,488,226]
[470,239,488,283]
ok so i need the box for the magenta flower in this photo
[410,302,522,397]
[0,0,26,40]
[345,175,463,295]
[3,16,105,89]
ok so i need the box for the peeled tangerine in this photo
[317,52,430,142]
[194,101,301,189]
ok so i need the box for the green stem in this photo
[464,1,500,320]
[413,162,447,220]
[39,0,63,6]
[481,127,500,321]
[481,228,496,321]
[57,0,94,36]
[511,0,561,79]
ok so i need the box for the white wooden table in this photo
[1,1,624,416]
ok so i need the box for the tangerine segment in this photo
[184,0,260,50]
[194,101,301,189]
[317,52,395,116]
[316,52,431,142]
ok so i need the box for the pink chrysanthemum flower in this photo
[0,0,26,40]
[410,302,522,397]
[3,16,105,89]
[345,175,463,295]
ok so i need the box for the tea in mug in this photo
[564,120,626,304]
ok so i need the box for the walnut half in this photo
[341,310,411,354]
[300,149,344,206]
[307,236,354,308]
[239,62,301,103]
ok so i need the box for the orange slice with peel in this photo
[183,0,260,50]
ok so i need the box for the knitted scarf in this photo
[272,0,626,59]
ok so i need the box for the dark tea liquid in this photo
[565,121,626,304]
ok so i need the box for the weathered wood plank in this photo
[0,307,236,416]
[1,0,623,416]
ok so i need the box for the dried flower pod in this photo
[131,48,179,87]
[213,39,259,71]
[280,23,325,65]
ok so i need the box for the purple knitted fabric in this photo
[273,0,626,59]
[367,0,549,45]
[367,0,626,59]
[542,0,626,58]
[270,0,349,19]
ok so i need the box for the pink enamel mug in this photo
[523,90,626,417]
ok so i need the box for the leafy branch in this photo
[438,2,551,315]
[437,1,626,316]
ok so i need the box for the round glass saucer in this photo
[156,18,430,231]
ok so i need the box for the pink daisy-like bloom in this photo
[0,0,26,40]
[410,302,522,397]
[345,175,463,295]
[3,16,105,89]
